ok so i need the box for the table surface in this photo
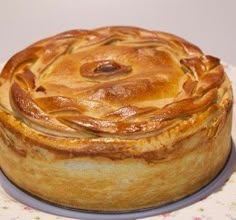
[0,63,235,220]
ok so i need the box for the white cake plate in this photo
[0,140,235,220]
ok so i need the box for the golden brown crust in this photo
[0,26,233,211]
[0,26,229,140]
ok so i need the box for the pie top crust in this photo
[0,26,232,161]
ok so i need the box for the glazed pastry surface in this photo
[0,26,233,211]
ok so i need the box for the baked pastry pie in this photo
[0,26,233,211]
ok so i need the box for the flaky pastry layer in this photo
[0,26,233,211]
